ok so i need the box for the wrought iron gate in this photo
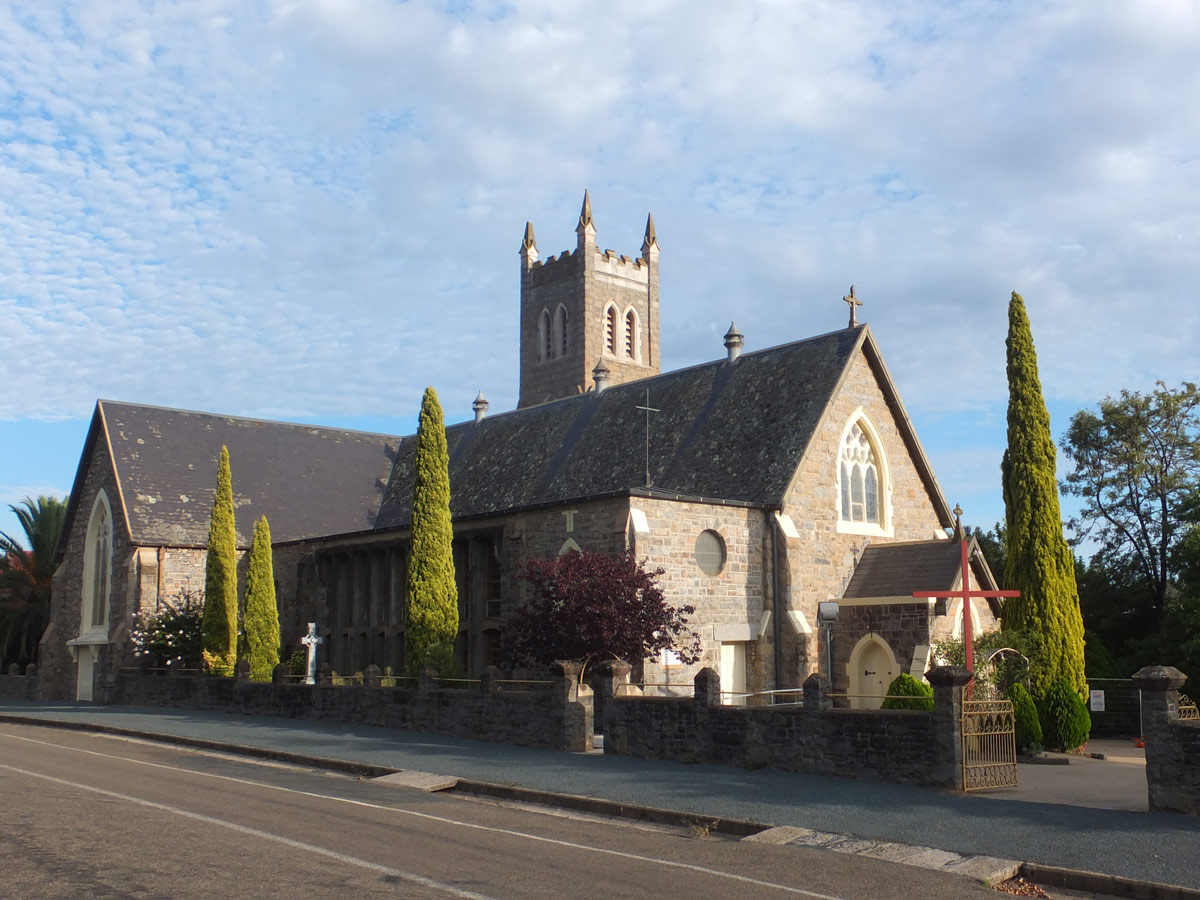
[961,698,1017,791]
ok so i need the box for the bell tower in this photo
[517,192,660,408]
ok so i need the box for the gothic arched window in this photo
[625,309,637,359]
[539,309,552,361]
[81,491,114,633]
[839,422,881,525]
[605,305,618,355]
[555,304,569,357]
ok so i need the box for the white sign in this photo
[1089,689,1105,712]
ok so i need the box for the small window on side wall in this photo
[694,530,726,576]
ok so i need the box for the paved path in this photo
[3,700,1197,890]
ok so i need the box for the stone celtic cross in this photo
[301,622,323,685]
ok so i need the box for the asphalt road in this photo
[0,723,998,900]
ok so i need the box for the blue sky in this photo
[1,1,1198,550]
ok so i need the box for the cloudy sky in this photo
[1,0,1197,548]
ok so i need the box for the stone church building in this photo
[41,194,1001,704]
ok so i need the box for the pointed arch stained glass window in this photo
[840,423,880,525]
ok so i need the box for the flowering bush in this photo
[131,591,204,669]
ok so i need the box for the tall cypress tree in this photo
[243,515,280,678]
[405,387,458,673]
[201,445,238,676]
[1001,292,1086,697]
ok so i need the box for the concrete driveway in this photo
[972,739,1148,812]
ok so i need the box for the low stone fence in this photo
[604,665,972,789]
[106,662,593,752]
[0,664,39,700]
[1134,666,1200,814]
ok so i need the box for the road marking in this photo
[0,729,846,899]
[0,762,497,900]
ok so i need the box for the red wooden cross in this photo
[913,516,1018,696]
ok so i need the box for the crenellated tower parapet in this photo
[518,192,661,408]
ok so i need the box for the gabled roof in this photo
[841,538,1003,615]
[377,326,882,529]
[56,401,397,556]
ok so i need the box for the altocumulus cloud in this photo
[0,1,1196,483]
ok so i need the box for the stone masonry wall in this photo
[108,668,592,752]
[780,346,950,684]
[605,666,969,788]
[631,498,772,693]
[43,433,132,700]
[0,672,39,701]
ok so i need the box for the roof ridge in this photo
[97,399,401,441]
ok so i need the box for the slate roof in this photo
[63,401,397,551]
[842,538,1001,612]
[376,327,866,529]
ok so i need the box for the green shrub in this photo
[1008,682,1042,752]
[130,590,204,668]
[880,673,934,710]
[1038,678,1091,751]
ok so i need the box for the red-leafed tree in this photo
[499,549,702,676]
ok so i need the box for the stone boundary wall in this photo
[604,665,971,789]
[1134,666,1200,814]
[0,666,39,701]
[106,663,593,752]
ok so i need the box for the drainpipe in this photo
[771,509,785,695]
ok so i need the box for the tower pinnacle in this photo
[641,212,658,257]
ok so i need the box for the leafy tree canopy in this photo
[0,495,67,668]
[1062,381,1200,616]
[499,549,702,676]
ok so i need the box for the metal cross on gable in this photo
[635,388,660,488]
[912,506,1019,698]
[301,622,323,685]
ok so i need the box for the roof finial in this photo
[953,503,964,541]
[723,321,744,362]
[591,359,610,393]
[472,390,490,423]
[843,285,863,328]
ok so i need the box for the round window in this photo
[694,530,726,576]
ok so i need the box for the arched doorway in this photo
[848,634,898,709]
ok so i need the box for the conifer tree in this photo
[405,387,458,673]
[201,445,238,675]
[243,515,280,678]
[1000,292,1086,697]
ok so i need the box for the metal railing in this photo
[721,688,805,707]
[614,681,693,698]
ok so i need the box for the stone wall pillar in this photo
[234,658,251,684]
[363,663,382,689]
[1133,665,1200,814]
[550,660,592,751]
[589,659,631,733]
[927,665,972,790]
[694,667,721,707]
[272,663,289,686]
[802,672,831,712]
[481,665,501,695]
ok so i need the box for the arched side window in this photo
[604,305,618,355]
[559,538,581,556]
[539,309,552,361]
[81,490,114,634]
[624,308,639,360]
[837,414,891,535]
[555,304,569,357]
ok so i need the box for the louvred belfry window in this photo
[605,306,617,355]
